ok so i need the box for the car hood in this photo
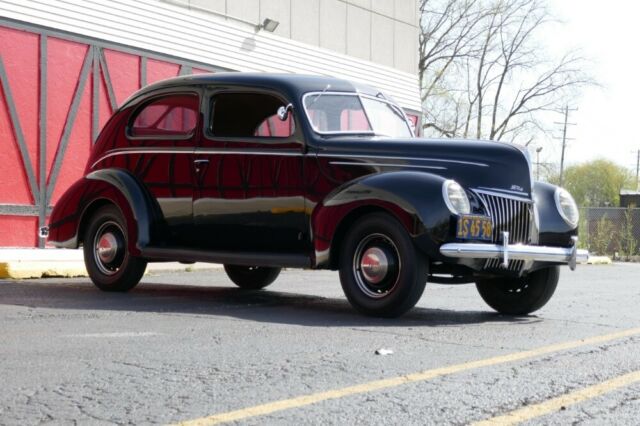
[315,137,533,198]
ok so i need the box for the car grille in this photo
[474,191,533,273]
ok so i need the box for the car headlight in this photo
[554,187,579,227]
[443,180,471,215]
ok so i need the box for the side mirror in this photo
[277,104,293,121]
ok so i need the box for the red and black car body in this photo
[45,73,588,317]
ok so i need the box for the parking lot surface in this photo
[1,263,639,425]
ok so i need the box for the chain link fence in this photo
[578,207,640,259]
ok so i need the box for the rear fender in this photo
[48,169,161,254]
[312,171,454,268]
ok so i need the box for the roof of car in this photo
[123,72,387,107]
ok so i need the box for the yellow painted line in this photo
[175,327,640,426]
[473,369,640,426]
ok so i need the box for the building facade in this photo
[0,0,421,247]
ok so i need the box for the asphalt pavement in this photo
[1,263,639,425]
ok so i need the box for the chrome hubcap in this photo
[352,233,400,299]
[97,232,118,263]
[93,221,125,276]
[360,247,389,284]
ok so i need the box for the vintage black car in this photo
[44,73,588,317]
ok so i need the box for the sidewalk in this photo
[0,248,221,279]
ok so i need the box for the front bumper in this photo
[439,235,589,271]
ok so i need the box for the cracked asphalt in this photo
[1,263,639,425]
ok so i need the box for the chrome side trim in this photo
[318,153,489,167]
[329,161,446,170]
[194,149,302,157]
[92,148,194,168]
[91,147,304,169]
[439,241,589,266]
[93,147,489,170]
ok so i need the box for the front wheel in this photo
[339,213,428,318]
[83,205,147,292]
[475,266,560,315]
[224,265,281,289]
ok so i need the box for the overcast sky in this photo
[542,0,640,173]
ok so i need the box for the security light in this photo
[259,18,279,32]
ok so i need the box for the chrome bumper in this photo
[439,234,589,271]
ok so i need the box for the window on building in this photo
[130,94,198,138]
[210,92,294,138]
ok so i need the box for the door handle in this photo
[193,158,209,172]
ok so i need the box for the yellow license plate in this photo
[456,215,493,241]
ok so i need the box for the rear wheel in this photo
[224,265,281,289]
[339,213,428,318]
[475,266,560,315]
[83,205,147,292]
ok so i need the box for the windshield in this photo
[303,92,413,138]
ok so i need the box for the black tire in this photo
[83,205,147,292]
[224,265,281,289]
[475,266,560,315]
[339,213,428,318]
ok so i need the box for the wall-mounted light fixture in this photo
[257,18,280,32]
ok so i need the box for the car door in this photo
[125,92,199,246]
[192,89,308,253]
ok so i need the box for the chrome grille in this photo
[483,258,525,272]
[474,191,533,272]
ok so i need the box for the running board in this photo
[141,247,311,268]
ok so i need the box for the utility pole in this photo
[636,149,640,191]
[554,105,577,187]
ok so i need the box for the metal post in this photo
[636,149,640,191]
[38,34,47,248]
[559,106,568,187]
[536,146,543,181]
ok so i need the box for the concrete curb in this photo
[0,248,221,279]
[585,256,613,265]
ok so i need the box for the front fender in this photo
[48,169,161,253]
[533,181,578,246]
[312,171,454,267]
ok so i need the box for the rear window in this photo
[130,94,199,138]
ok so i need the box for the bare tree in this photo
[419,0,591,143]
[419,0,486,136]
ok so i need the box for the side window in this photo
[130,94,198,138]
[254,114,295,137]
[210,93,294,138]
